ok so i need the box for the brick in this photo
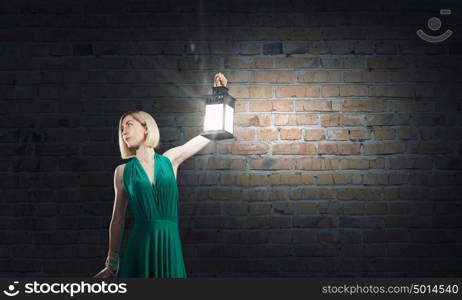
[341,158,385,169]
[389,203,411,215]
[323,85,367,97]
[317,173,362,184]
[263,42,283,55]
[228,85,273,99]
[367,57,410,69]
[295,100,337,112]
[338,188,381,200]
[274,57,319,68]
[318,143,361,155]
[364,142,406,155]
[245,216,291,229]
[293,215,337,227]
[276,86,320,98]
[285,42,307,54]
[344,71,388,83]
[332,128,371,141]
[342,202,364,215]
[365,114,394,126]
[249,100,292,112]
[274,114,318,125]
[366,202,388,214]
[239,42,260,55]
[271,174,314,185]
[234,128,256,141]
[249,204,272,215]
[235,114,272,127]
[297,71,341,83]
[210,41,241,54]
[304,129,326,140]
[268,230,292,243]
[280,128,302,140]
[295,158,340,170]
[192,217,241,229]
[272,143,316,155]
[364,230,408,242]
[363,173,390,185]
[271,100,292,111]
[339,216,383,228]
[177,57,221,70]
[320,57,364,69]
[245,188,287,202]
[320,114,341,127]
[369,86,414,97]
[392,157,433,169]
[295,202,318,214]
[249,158,292,170]
[223,203,248,216]
[322,86,339,97]
[196,203,222,215]
[294,244,338,256]
[249,101,272,112]
[343,99,387,112]
[375,128,395,140]
[390,100,433,112]
[234,100,248,112]
[293,230,317,243]
[251,71,293,83]
[257,129,279,141]
[220,143,269,155]
[196,158,246,170]
[225,56,273,69]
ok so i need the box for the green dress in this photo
[117,152,187,278]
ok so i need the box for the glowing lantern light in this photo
[202,86,235,140]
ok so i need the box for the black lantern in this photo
[201,86,235,140]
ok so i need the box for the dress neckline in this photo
[133,152,158,187]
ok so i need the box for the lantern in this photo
[201,85,235,140]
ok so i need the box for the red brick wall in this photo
[1,0,461,276]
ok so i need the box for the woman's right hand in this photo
[93,267,115,278]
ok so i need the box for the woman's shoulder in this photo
[118,156,136,169]
[159,152,174,165]
[117,162,127,169]
[115,163,128,178]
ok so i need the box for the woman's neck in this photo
[135,144,155,163]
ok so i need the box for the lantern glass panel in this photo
[204,103,223,131]
[225,103,233,134]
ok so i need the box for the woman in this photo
[93,73,228,278]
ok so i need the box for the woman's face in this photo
[121,115,147,149]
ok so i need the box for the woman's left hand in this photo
[214,72,228,87]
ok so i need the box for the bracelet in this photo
[105,251,120,276]
[105,257,119,276]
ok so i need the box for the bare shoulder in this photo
[117,163,127,172]
[115,163,127,182]
[162,152,174,165]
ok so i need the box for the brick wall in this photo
[1,0,462,277]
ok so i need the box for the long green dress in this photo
[117,152,187,278]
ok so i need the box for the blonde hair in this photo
[118,110,160,159]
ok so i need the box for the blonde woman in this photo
[93,73,228,278]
